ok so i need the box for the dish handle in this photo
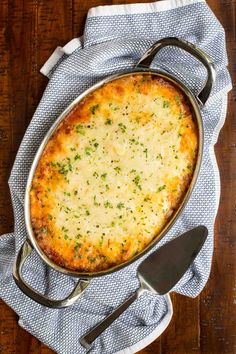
[136,37,216,105]
[12,240,90,308]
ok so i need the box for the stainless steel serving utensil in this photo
[80,225,208,349]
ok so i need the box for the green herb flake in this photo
[58,165,69,176]
[104,200,113,209]
[163,101,170,108]
[90,104,99,115]
[99,235,104,247]
[93,195,100,206]
[85,147,92,156]
[76,125,85,135]
[117,202,125,209]
[143,148,148,158]
[157,185,166,192]
[133,175,142,190]
[118,123,127,133]
[74,242,82,253]
[85,210,90,216]
[101,173,107,181]
[175,96,181,105]
[114,166,121,174]
[105,118,113,125]
[144,196,151,202]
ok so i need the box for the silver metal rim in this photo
[24,68,203,278]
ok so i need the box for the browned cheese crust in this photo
[30,74,198,272]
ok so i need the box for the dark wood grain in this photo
[0,1,235,353]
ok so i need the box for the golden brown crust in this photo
[30,74,198,272]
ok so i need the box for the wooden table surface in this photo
[0,0,235,353]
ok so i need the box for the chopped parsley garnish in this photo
[74,243,82,253]
[90,104,99,115]
[74,153,81,160]
[93,195,100,206]
[144,196,151,202]
[133,175,142,190]
[114,166,121,174]
[163,101,170,108]
[117,202,125,209]
[99,235,104,246]
[40,227,47,233]
[175,96,181,105]
[50,162,57,167]
[143,148,148,158]
[104,200,113,208]
[76,125,85,135]
[85,210,90,216]
[118,123,127,133]
[105,118,113,125]
[157,185,166,192]
[101,173,107,181]
[85,147,92,156]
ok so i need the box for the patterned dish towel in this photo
[0,0,232,353]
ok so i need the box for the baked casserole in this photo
[30,74,198,272]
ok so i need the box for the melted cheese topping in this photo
[30,74,198,272]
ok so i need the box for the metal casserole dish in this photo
[13,37,215,308]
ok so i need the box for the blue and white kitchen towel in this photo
[0,0,232,353]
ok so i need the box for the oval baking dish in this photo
[13,37,215,308]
